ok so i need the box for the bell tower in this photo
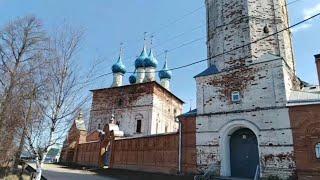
[195,1,298,177]
[206,0,295,72]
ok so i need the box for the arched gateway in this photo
[230,128,259,178]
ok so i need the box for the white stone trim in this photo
[218,119,261,176]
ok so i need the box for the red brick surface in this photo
[289,104,320,179]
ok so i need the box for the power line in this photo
[101,5,205,61]
[158,37,205,57]
[125,0,305,61]
[92,11,320,80]
[166,11,320,71]
[100,0,303,67]
[150,5,205,36]
[285,0,303,7]
[152,24,205,49]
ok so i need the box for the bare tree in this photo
[0,16,46,166]
[24,24,91,180]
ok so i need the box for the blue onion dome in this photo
[158,59,172,79]
[135,46,148,69]
[144,49,158,68]
[129,74,137,84]
[112,56,126,74]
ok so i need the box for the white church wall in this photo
[151,86,182,134]
[196,108,295,178]
[196,58,288,115]
[88,82,183,138]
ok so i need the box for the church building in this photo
[88,44,183,137]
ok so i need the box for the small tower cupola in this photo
[144,48,158,82]
[111,45,126,87]
[135,46,147,69]
[159,51,172,90]
[145,49,158,68]
[129,70,137,85]
[112,56,126,74]
[135,33,150,84]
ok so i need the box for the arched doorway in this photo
[230,128,259,178]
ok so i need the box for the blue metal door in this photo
[230,128,259,178]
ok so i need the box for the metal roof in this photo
[178,109,197,118]
[287,90,320,106]
[194,65,219,78]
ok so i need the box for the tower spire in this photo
[150,35,154,48]
[119,42,124,59]
[143,32,148,48]
[164,50,168,68]
[111,43,126,87]
[158,50,172,90]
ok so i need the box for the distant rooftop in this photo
[90,81,184,104]
[178,109,197,118]
[194,65,219,78]
[287,89,320,106]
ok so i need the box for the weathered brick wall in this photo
[180,115,197,174]
[195,59,296,178]
[60,123,87,163]
[195,0,298,178]
[89,83,154,135]
[151,85,183,134]
[110,133,179,174]
[206,0,294,71]
[89,82,183,137]
[289,104,320,179]
[109,117,197,175]
[196,108,295,178]
[75,141,101,167]
[86,131,101,142]
[196,58,288,114]
[60,117,196,174]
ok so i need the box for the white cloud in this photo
[292,3,320,33]
[291,23,312,33]
[303,3,320,19]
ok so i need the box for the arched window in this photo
[135,114,143,134]
[136,120,142,133]
[316,143,320,159]
[118,99,123,107]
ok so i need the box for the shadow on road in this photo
[93,168,195,180]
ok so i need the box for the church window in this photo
[316,143,320,159]
[136,120,142,133]
[165,125,168,133]
[98,123,101,129]
[263,25,269,34]
[231,91,241,102]
[117,99,123,107]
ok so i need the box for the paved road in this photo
[28,163,194,180]
[29,163,117,180]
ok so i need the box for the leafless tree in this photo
[0,16,46,166]
[0,16,97,179]
[23,24,93,180]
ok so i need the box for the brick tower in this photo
[194,0,298,178]
[206,0,295,71]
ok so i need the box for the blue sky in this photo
[0,0,319,111]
